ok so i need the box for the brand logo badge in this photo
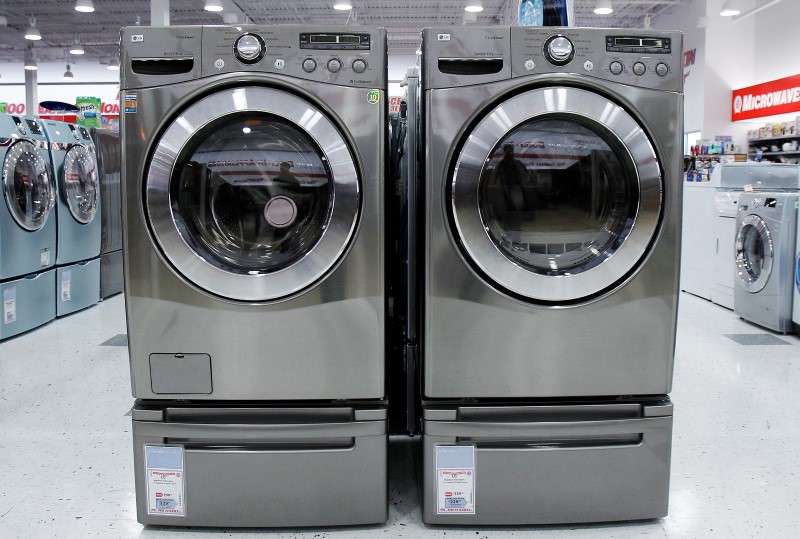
[734,95,743,114]
[438,33,450,41]
[367,90,380,104]
[131,34,144,43]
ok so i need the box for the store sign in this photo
[732,74,800,121]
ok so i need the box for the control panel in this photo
[201,25,385,88]
[510,27,682,92]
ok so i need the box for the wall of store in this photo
[753,0,800,83]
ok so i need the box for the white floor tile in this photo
[1,292,799,537]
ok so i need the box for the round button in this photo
[633,62,646,76]
[274,58,285,70]
[656,62,669,77]
[583,60,594,72]
[327,58,342,73]
[214,58,225,70]
[302,58,317,73]
[544,35,575,65]
[264,196,297,229]
[609,61,624,75]
[524,59,536,71]
[352,59,367,73]
[234,33,265,64]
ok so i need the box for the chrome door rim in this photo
[62,144,99,224]
[2,139,54,231]
[735,214,773,293]
[450,86,662,302]
[146,86,360,302]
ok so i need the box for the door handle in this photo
[424,416,670,438]
[135,420,385,440]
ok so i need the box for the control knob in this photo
[352,59,368,73]
[609,61,624,75]
[302,58,317,73]
[327,58,342,73]
[234,33,265,64]
[656,62,669,77]
[544,35,575,66]
[632,62,646,76]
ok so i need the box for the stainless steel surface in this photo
[145,85,360,302]
[132,404,388,527]
[733,191,798,333]
[422,26,683,399]
[450,85,661,303]
[122,26,386,401]
[99,250,124,299]
[421,401,673,525]
[92,128,124,299]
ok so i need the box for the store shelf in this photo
[748,150,800,156]
[747,134,800,143]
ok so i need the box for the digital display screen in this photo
[309,34,361,44]
[301,33,370,50]
[607,35,671,53]
[614,37,663,48]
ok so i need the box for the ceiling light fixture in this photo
[107,56,120,71]
[24,17,42,41]
[0,15,8,26]
[63,63,74,80]
[74,0,95,13]
[720,0,742,17]
[333,2,353,10]
[69,36,85,55]
[594,0,613,15]
[205,0,224,12]
[24,49,38,71]
[465,0,484,12]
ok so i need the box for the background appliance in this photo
[681,173,720,300]
[421,26,682,524]
[795,215,800,335]
[121,25,388,527]
[43,120,101,316]
[1,115,57,340]
[91,128,123,299]
[710,163,800,310]
[734,191,798,333]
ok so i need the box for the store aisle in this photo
[0,293,798,538]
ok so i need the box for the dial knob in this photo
[327,58,342,73]
[302,58,317,73]
[609,61,624,75]
[632,62,646,76]
[234,33,265,64]
[544,35,575,66]
[656,62,669,77]
[352,59,367,73]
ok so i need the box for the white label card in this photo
[61,271,72,302]
[145,445,186,517]
[40,249,51,268]
[435,445,476,515]
[3,288,16,324]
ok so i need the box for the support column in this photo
[25,63,38,118]
[151,0,170,27]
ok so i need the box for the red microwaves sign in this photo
[732,74,800,121]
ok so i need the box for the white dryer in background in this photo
[710,163,800,310]
[734,192,797,333]
[681,172,720,300]
[794,215,800,334]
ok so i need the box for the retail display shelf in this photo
[747,134,800,143]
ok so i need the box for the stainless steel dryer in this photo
[121,25,387,527]
[421,26,682,525]
[734,191,798,333]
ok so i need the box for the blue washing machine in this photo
[1,115,57,339]
[42,120,101,316]
[1,115,57,279]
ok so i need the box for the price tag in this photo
[3,288,16,324]
[61,271,72,302]
[145,445,186,517]
[435,445,476,515]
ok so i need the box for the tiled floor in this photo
[0,292,798,537]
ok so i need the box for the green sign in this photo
[367,90,380,105]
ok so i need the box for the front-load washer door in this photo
[735,214,773,293]
[2,139,55,231]
[61,145,99,224]
[450,86,662,304]
[146,86,359,302]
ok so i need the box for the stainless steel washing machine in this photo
[121,25,387,527]
[421,26,682,524]
[734,191,798,333]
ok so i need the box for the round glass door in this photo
[2,139,54,231]
[451,86,662,303]
[146,86,360,302]
[62,145,99,224]
[735,215,773,293]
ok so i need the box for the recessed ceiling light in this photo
[594,0,613,15]
[465,1,483,13]
[205,0,224,12]
[107,56,120,71]
[75,0,95,13]
[720,0,742,17]
[333,2,353,10]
